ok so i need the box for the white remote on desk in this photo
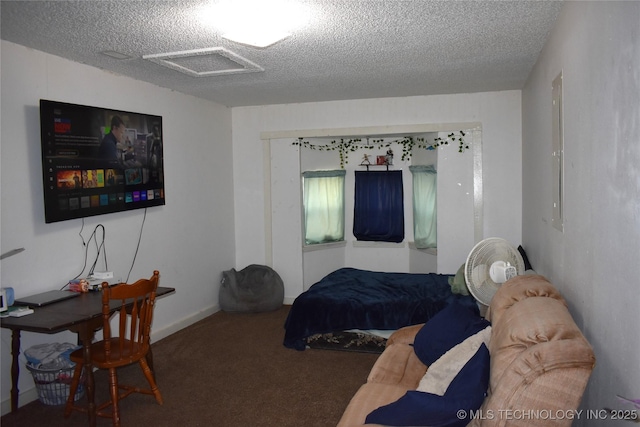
[9,307,34,317]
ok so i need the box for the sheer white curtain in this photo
[410,165,437,249]
[302,170,346,245]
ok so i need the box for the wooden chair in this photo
[64,270,163,426]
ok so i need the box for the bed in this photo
[283,267,478,350]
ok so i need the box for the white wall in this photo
[232,92,523,301]
[522,2,640,422]
[0,41,235,412]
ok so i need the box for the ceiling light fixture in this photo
[201,0,310,48]
[222,28,292,49]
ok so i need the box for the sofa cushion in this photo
[336,382,410,427]
[386,323,424,347]
[365,344,490,427]
[489,296,583,390]
[367,343,428,388]
[413,301,489,366]
[486,274,564,325]
[467,276,595,427]
[417,326,491,395]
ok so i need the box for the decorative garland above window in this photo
[292,131,468,168]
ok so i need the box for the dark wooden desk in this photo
[1,286,175,426]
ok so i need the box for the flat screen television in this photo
[40,99,165,223]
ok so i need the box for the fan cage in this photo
[464,238,525,306]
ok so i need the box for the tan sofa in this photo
[337,274,596,427]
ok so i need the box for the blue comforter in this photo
[283,267,477,350]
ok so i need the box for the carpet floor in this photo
[1,305,380,427]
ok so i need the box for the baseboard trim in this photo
[1,388,39,416]
[0,304,220,416]
[152,304,219,343]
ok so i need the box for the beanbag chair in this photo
[220,264,284,313]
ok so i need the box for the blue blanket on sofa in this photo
[283,267,477,350]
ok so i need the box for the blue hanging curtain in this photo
[353,170,404,243]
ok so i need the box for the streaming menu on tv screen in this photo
[40,99,165,223]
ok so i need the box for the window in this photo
[353,170,404,243]
[410,165,437,249]
[302,170,346,245]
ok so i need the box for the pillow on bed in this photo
[365,344,490,427]
[417,326,491,395]
[413,301,489,366]
[448,263,469,295]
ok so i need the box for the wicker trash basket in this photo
[26,363,85,406]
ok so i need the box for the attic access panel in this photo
[143,47,263,77]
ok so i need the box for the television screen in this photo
[40,99,165,223]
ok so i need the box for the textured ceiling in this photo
[0,0,563,107]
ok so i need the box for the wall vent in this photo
[143,47,263,77]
